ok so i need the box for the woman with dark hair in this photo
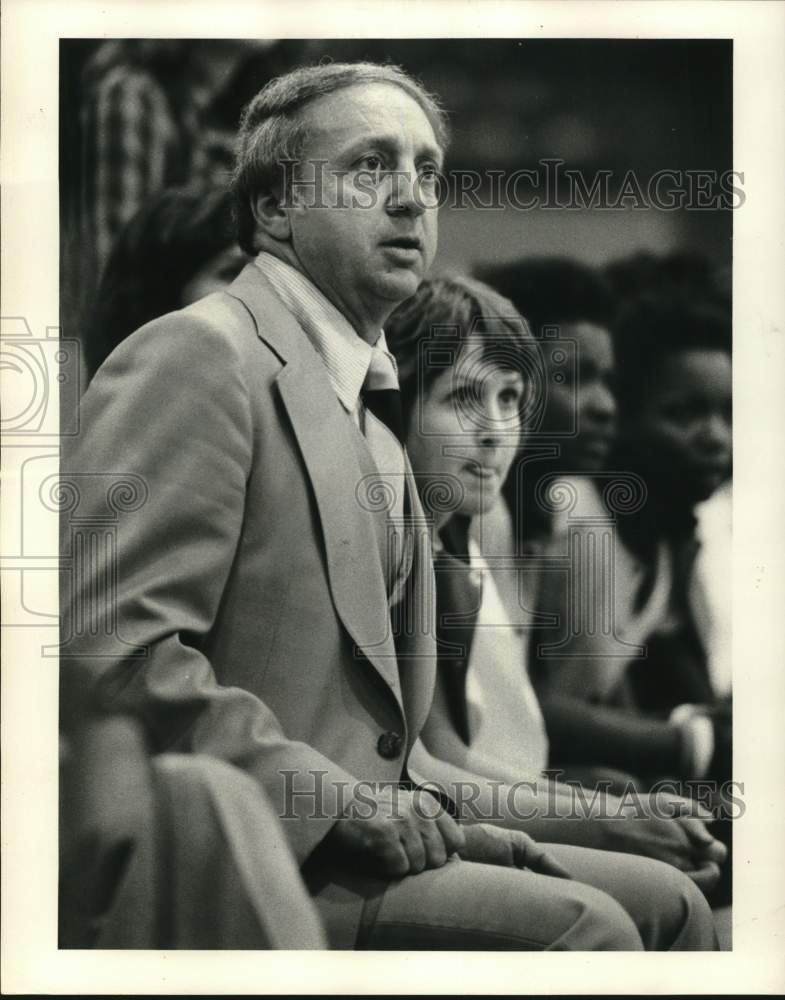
[531,293,732,783]
[85,185,247,379]
[385,274,723,951]
[477,258,732,795]
[529,290,734,904]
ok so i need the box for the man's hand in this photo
[459,823,572,879]
[323,785,465,878]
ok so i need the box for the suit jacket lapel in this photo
[227,265,403,707]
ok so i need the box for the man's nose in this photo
[386,168,426,217]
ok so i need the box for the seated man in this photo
[61,61,714,950]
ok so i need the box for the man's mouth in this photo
[381,236,422,252]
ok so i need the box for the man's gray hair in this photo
[231,61,450,254]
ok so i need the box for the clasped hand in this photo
[325,785,569,879]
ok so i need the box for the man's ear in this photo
[251,191,291,241]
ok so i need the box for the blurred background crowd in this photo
[60,37,732,364]
[58,38,734,945]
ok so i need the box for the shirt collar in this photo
[254,251,397,413]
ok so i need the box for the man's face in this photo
[286,83,442,339]
[541,322,617,471]
[625,348,732,505]
[405,338,525,520]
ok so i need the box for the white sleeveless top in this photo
[464,536,549,780]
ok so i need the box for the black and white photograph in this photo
[2,1,784,994]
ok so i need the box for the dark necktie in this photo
[361,345,407,601]
[360,344,404,444]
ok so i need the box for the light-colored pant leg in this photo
[310,857,643,951]
[545,843,718,952]
[97,754,326,949]
[438,777,717,951]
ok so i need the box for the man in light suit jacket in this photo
[61,62,717,949]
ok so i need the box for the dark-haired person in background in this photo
[479,257,618,544]
[609,296,732,719]
[477,258,731,792]
[476,258,625,782]
[530,293,732,791]
[85,186,247,379]
[477,258,733,905]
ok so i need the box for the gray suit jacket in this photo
[60,264,438,872]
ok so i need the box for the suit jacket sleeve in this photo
[61,312,359,864]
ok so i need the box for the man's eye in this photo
[356,155,384,178]
[418,163,439,182]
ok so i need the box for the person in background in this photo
[527,293,732,784]
[476,258,729,792]
[604,250,731,318]
[608,295,732,717]
[85,185,248,380]
[476,258,618,548]
[475,258,733,904]
[77,40,260,269]
[386,273,723,950]
[475,258,632,784]
[61,39,266,357]
[532,290,734,905]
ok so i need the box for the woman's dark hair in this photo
[604,250,731,315]
[385,273,535,429]
[85,185,240,377]
[477,256,617,337]
[612,293,731,416]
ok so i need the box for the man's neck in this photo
[255,242,385,344]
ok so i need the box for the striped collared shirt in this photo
[253,251,399,423]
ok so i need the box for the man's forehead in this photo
[298,82,443,158]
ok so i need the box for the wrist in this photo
[671,705,715,779]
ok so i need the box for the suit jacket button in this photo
[377,731,403,760]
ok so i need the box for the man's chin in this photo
[377,266,425,301]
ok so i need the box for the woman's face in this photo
[540,321,617,471]
[624,347,732,505]
[405,336,525,522]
